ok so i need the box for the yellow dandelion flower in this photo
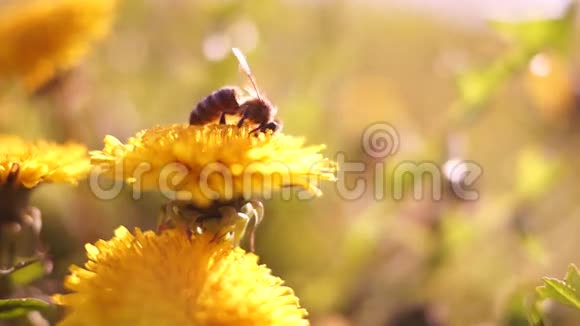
[0,0,118,90]
[53,226,310,326]
[0,135,90,188]
[91,124,337,208]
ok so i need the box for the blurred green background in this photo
[2,1,580,325]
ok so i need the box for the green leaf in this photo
[536,264,580,309]
[9,260,46,286]
[456,65,503,109]
[0,258,46,286]
[526,300,544,326]
[489,3,576,52]
[0,298,50,319]
[502,289,544,326]
[453,3,576,125]
[454,47,533,120]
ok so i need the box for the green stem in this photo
[0,169,34,297]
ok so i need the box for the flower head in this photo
[0,135,90,188]
[54,226,310,326]
[91,124,337,208]
[0,0,118,90]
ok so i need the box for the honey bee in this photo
[161,50,281,250]
[189,48,282,133]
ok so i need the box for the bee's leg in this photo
[250,121,279,134]
[236,110,249,128]
[219,113,227,124]
[156,202,176,233]
[249,124,264,135]
[241,201,264,252]
[250,200,265,226]
[232,212,250,246]
[213,206,249,247]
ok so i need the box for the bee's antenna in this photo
[232,48,261,100]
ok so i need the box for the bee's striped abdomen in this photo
[189,87,241,125]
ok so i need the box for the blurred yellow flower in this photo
[54,226,310,326]
[0,135,90,188]
[0,0,118,90]
[91,124,337,207]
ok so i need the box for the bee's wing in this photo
[232,48,251,75]
[232,48,261,99]
[243,86,258,98]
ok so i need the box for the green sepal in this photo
[0,298,50,319]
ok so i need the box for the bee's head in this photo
[263,119,282,133]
